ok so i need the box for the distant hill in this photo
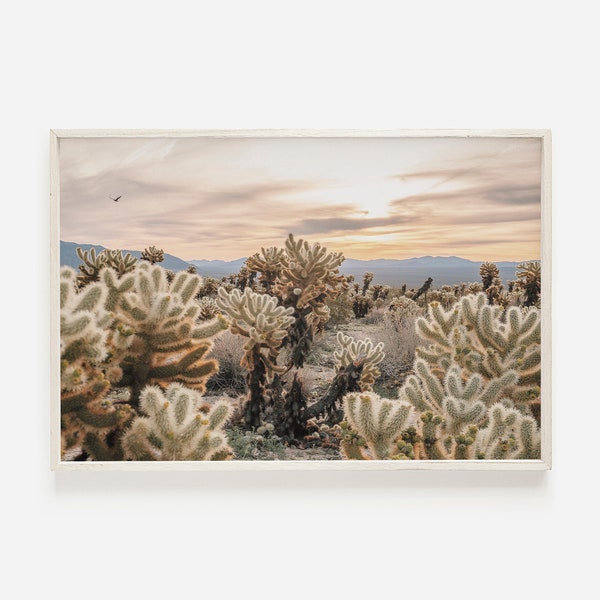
[188,258,248,279]
[61,241,532,288]
[338,256,526,288]
[60,241,194,273]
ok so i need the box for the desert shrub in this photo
[206,329,248,394]
[368,300,423,381]
[352,295,373,318]
[226,424,286,460]
[363,306,386,325]
[121,383,233,461]
[326,292,354,326]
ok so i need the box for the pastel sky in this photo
[59,135,541,261]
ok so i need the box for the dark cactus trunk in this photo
[302,361,364,424]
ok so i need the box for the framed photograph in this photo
[50,129,551,471]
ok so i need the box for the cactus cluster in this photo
[392,292,542,459]
[122,384,232,460]
[60,250,231,461]
[75,247,138,287]
[216,286,295,427]
[333,332,384,390]
[109,262,227,407]
[61,238,544,463]
[216,287,295,379]
[340,290,542,461]
[60,266,134,457]
[140,245,165,264]
[342,391,413,459]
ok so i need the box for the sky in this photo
[59,135,541,261]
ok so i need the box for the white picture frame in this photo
[50,129,551,471]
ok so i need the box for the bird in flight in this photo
[110,196,122,202]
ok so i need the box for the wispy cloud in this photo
[59,136,542,261]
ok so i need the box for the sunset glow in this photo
[59,135,541,262]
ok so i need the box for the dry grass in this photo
[206,330,247,394]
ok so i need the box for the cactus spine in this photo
[342,392,413,459]
[303,332,385,424]
[109,262,227,408]
[333,332,384,391]
[60,267,134,459]
[391,292,541,459]
[122,383,233,460]
[216,286,295,428]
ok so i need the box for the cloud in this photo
[292,214,407,235]
[59,136,542,261]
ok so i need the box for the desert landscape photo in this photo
[56,133,544,462]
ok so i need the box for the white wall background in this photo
[2,1,597,598]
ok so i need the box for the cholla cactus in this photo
[303,332,385,424]
[474,402,541,459]
[426,288,457,309]
[387,296,423,329]
[276,234,345,315]
[515,261,541,307]
[362,272,374,296]
[75,247,108,287]
[216,286,295,427]
[198,276,220,298]
[480,262,500,290]
[140,245,164,264]
[342,391,413,459]
[352,295,373,318]
[411,277,433,302]
[389,292,542,460]
[109,262,227,407]
[60,267,133,458]
[399,359,518,435]
[103,249,138,277]
[198,297,220,321]
[333,332,384,390]
[246,246,285,292]
[121,383,233,460]
[479,262,504,304]
[415,294,540,408]
[216,287,295,378]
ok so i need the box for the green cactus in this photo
[342,391,413,459]
[121,383,233,460]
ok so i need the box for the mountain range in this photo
[60,241,531,288]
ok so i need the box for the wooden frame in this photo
[50,129,551,471]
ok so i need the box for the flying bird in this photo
[110,196,122,202]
